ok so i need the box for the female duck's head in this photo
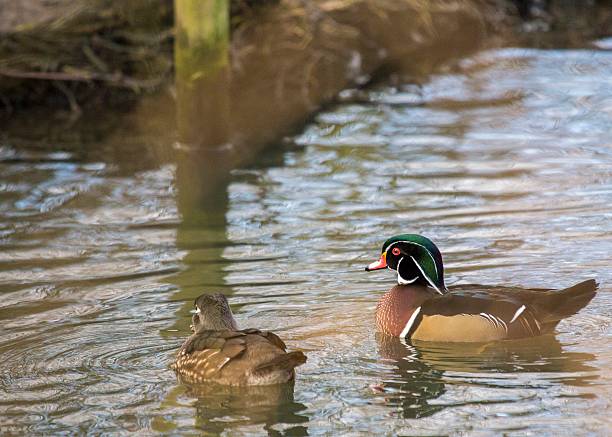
[365,234,447,294]
[190,293,239,332]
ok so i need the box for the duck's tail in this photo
[534,279,598,324]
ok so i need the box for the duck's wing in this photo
[173,328,306,385]
[408,291,543,342]
[172,330,249,380]
[239,329,306,383]
[242,328,288,351]
[444,279,598,325]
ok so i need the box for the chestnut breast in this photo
[375,285,433,337]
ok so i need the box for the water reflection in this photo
[160,121,309,434]
[163,136,292,333]
[375,334,446,418]
[175,383,309,435]
[375,334,598,419]
[413,336,598,378]
[0,40,611,434]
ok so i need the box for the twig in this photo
[52,80,81,116]
[0,68,166,89]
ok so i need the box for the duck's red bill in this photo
[365,252,387,271]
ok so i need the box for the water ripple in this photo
[1,46,611,434]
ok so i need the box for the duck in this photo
[365,234,598,342]
[171,293,306,385]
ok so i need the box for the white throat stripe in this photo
[396,257,418,285]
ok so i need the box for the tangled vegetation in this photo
[0,0,279,112]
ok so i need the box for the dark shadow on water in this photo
[375,333,598,419]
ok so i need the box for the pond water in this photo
[1,44,611,434]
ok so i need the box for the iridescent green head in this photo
[365,234,446,294]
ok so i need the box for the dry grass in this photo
[0,0,505,113]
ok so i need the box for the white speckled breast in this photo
[375,285,432,337]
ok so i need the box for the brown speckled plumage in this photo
[172,294,306,385]
[375,285,431,337]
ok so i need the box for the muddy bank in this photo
[172,0,515,203]
[0,0,174,112]
[1,0,608,197]
[1,1,609,118]
[217,0,509,156]
[0,0,510,115]
[0,0,516,201]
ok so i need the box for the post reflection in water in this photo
[375,333,598,419]
[163,161,310,433]
[163,179,309,433]
[165,4,311,426]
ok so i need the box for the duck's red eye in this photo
[392,247,401,256]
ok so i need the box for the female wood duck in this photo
[172,294,306,385]
[365,234,598,342]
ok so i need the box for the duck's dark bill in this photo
[365,252,387,271]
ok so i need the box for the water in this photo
[1,45,611,435]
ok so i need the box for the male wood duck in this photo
[365,234,598,342]
[172,294,306,385]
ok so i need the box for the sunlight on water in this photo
[1,47,611,434]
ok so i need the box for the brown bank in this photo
[0,0,514,188]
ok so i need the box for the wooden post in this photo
[167,1,232,337]
[174,0,234,209]
[174,0,230,149]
